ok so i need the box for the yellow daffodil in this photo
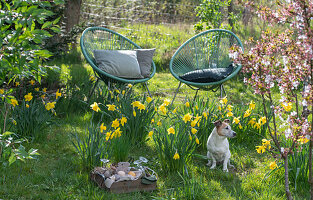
[282,102,292,112]
[107,104,116,111]
[89,76,96,81]
[112,119,120,129]
[56,89,61,99]
[35,87,39,92]
[195,105,199,110]
[122,90,125,95]
[133,110,136,117]
[138,103,145,111]
[148,131,153,137]
[226,112,233,117]
[10,99,18,107]
[218,106,222,111]
[259,117,267,125]
[227,105,233,112]
[173,151,180,160]
[131,101,141,108]
[114,89,120,94]
[262,139,271,149]
[298,136,309,144]
[256,145,266,154]
[158,104,167,114]
[127,84,133,88]
[100,123,107,133]
[220,97,228,105]
[106,131,111,141]
[163,99,170,106]
[151,119,155,123]
[45,102,56,111]
[196,137,200,144]
[13,120,17,125]
[0,89,4,94]
[191,120,197,127]
[26,104,29,108]
[238,124,243,129]
[121,117,127,126]
[254,122,261,129]
[114,128,122,137]
[90,102,101,112]
[173,107,177,114]
[233,116,240,124]
[191,128,197,134]
[202,112,208,119]
[41,94,46,99]
[15,82,20,87]
[157,121,162,126]
[249,100,256,110]
[183,113,192,123]
[30,80,35,85]
[194,114,202,122]
[167,127,175,135]
[146,96,152,103]
[248,118,256,126]
[244,109,251,118]
[155,107,158,112]
[269,161,278,170]
[43,88,47,92]
[24,93,33,101]
[189,134,192,141]
[185,102,190,107]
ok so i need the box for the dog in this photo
[206,119,236,172]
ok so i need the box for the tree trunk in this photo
[284,155,293,200]
[228,0,234,32]
[309,139,313,200]
[65,0,82,33]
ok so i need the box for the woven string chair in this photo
[80,27,156,98]
[169,29,244,105]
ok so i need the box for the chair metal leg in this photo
[193,89,199,103]
[171,82,182,107]
[220,84,226,98]
[88,78,100,102]
[145,82,152,98]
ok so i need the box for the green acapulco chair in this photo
[80,27,156,98]
[169,29,244,105]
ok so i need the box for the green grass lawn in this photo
[1,51,309,200]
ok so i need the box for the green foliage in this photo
[0,0,63,84]
[0,131,39,167]
[195,0,240,31]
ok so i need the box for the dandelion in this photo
[183,113,192,123]
[185,102,190,107]
[244,109,251,118]
[112,119,120,129]
[100,123,107,133]
[56,89,61,99]
[43,88,47,93]
[163,99,170,106]
[269,161,278,170]
[0,89,4,94]
[259,117,267,125]
[15,82,20,87]
[90,102,101,112]
[191,128,197,134]
[26,104,29,108]
[121,117,127,126]
[107,104,116,111]
[127,84,133,88]
[173,151,180,160]
[35,87,39,92]
[148,131,153,137]
[45,102,56,111]
[167,127,175,135]
[226,112,233,117]
[24,93,33,101]
[10,98,18,107]
[220,97,227,105]
[157,121,162,126]
[195,137,200,144]
[146,96,152,103]
[233,117,240,124]
[249,101,256,110]
[256,145,266,154]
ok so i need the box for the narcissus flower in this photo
[167,127,175,135]
[248,118,256,126]
[249,100,256,110]
[282,102,292,112]
[122,90,125,95]
[195,137,200,144]
[146,96,152,103]
[189,134,192,140]
[173,107,177,114]
[157,121,162,126]
[173,151,180,160]
[121,117,127,126]
[183,113,192,123]
[133,110,136,117]
[100,123,107,133]
[254,122,261,129]
[90,102,101,112]
[191,128,197,134]
[220,97,227,105]
[35,87,39,92]
[226,112,233,117]
[202,112,207,119]
[26,104,29,108]
[259,117,267,125]
[163,99,170,106]
[269,161,278,170]
[185,102,190,107]
[233,117,240,124]
[127,84,133,88]
[112,119,120,129]
[137,103,145,111]
[13,120,17,125]
[43,88,47,92]
[195,105,199,110]
[24,93,33,101]
[148,131,153,137]
[151,119,155,123]
[107,104,116,111]
[29,80,35,85]
[159,104,167,114]
[256,145,266,154]
[262,139,271,149]
[10,99,18,107]
[45,102,56,111]
[191,120,197,127]
[244,109,251,118]
[15,82,20,87]
[131,101,140,108]
[298,136,309,144]
[0,89,4,94]
[56,89,61,99]
[227,105,233,111]
[41,94,46,99]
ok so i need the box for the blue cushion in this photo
[179,64,234,83]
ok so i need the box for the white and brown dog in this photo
[206,119,236,172]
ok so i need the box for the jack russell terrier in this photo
[206,119,236,172]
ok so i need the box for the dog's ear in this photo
[224,119,231,124]
[213,120,222,127]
